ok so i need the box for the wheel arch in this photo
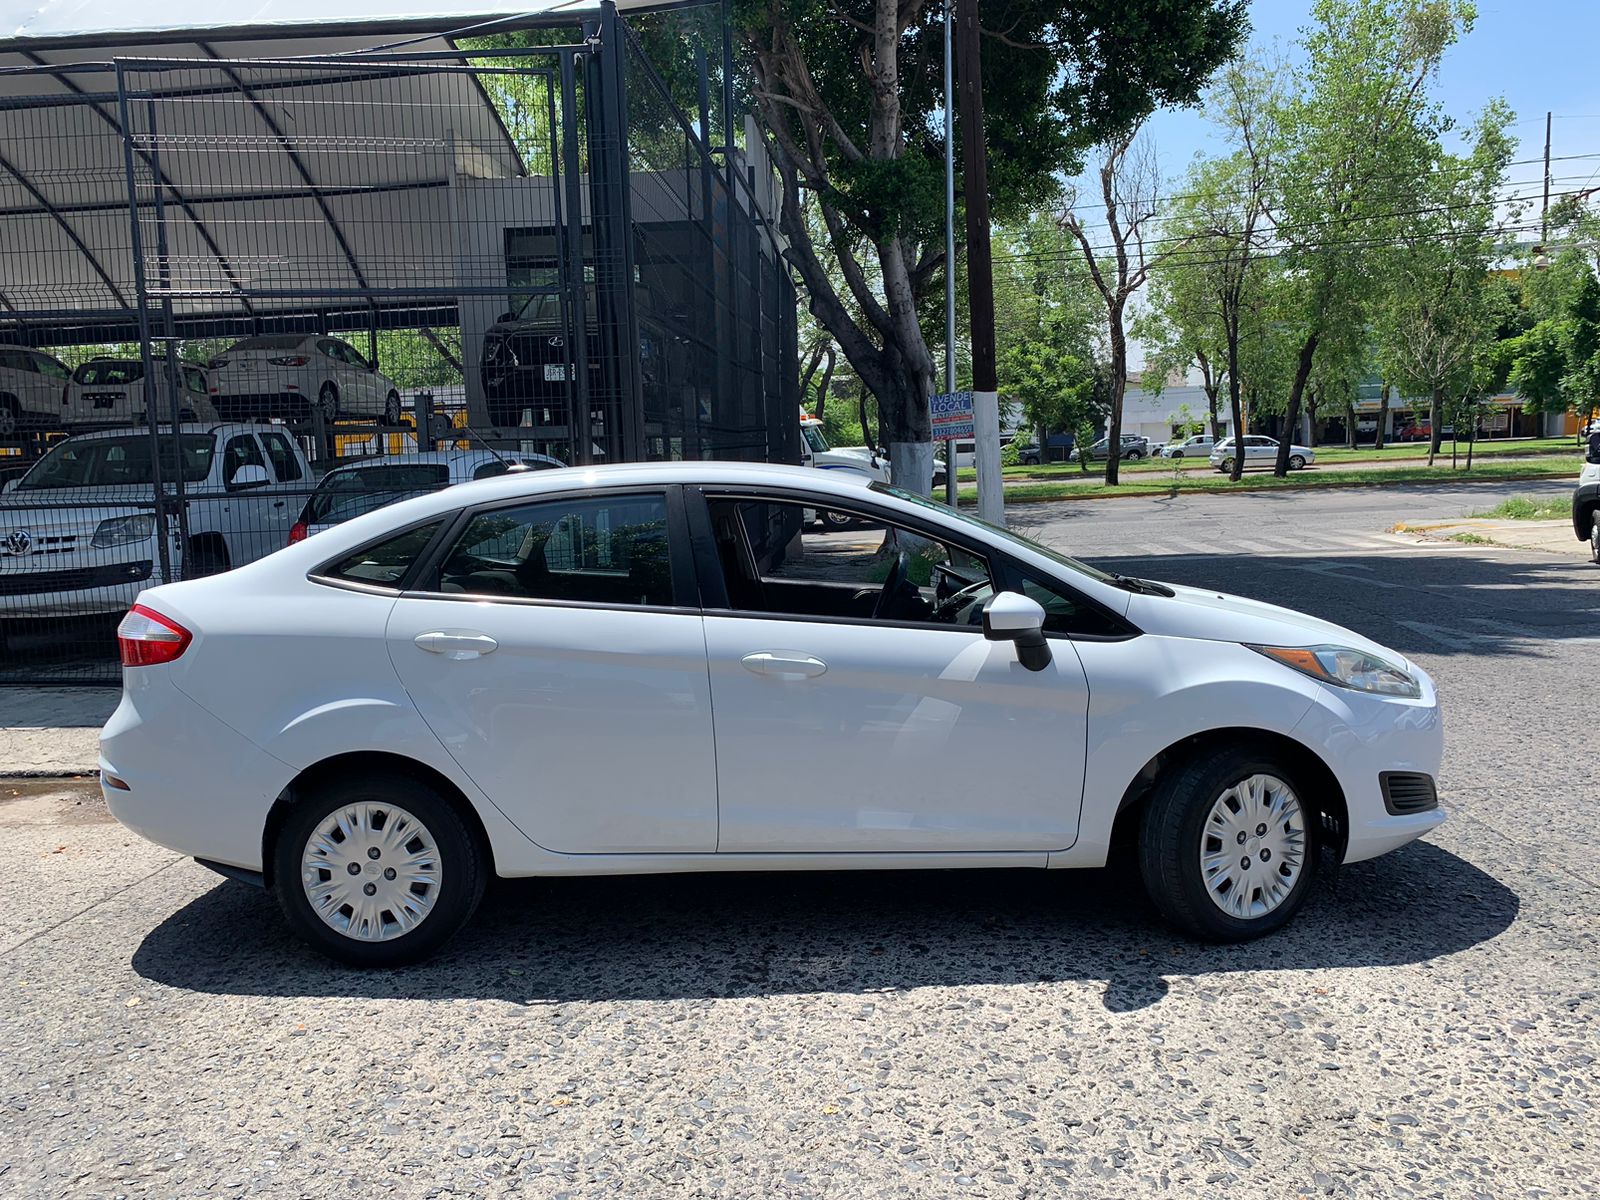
[1107,727,1347,862]
[262,750,497,890]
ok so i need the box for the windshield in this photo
[19,434,214,489]
[72,360,143,386]
[307,463,450,524]
[801,424,830,454]
[869,483,1114,584]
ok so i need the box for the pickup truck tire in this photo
[186,537,231,579]
[383,392,402,427]
[0,394,18,439]
[317,383,340,423]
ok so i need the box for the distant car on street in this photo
[1575,436,1600,562]
[1154,434,1215,459]
[1069,434,1150,462]
[1210,436,1315,472]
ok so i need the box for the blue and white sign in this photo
[931,390,974,441]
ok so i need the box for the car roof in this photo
[47,422,288,442]
[317,449,563,482]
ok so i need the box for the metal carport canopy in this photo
[0,1,664,345]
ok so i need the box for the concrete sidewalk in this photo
[1401,516,1591,555]
[0,688,117,776]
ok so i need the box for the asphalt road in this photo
[2,481,1598,1199]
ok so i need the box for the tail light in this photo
[117,604,192,667]
[288,521,308,545]
[269,355,309,366]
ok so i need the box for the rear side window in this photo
[436,493,674,607]
[259,431,304,482]
[322,522,443,589]
[74,360,143,385]
[35,355,70,380]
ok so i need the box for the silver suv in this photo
[0,347,73,437]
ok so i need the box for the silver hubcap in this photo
[300,803,442,942]
[1199,773,1307,920]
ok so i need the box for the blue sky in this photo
[1143,0,1600,211]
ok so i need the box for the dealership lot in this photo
[2,484,1598,1199]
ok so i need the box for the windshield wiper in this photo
[1107,573,1175,598]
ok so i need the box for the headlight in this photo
[91,514,156,548]
[1249,643,1422,698]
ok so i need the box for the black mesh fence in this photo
[0,9,798,684]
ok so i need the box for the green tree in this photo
[1267,0,1473,476]
[738,0,1247,489]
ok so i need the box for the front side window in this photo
[18,434,213,488]
[223,434,266,480]
[436,493,674,607]
[323,522,443,589]
[706,496,992,626]
[35,355,69,380]
[801,424,829,454]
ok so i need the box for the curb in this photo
[959,470,1575,506]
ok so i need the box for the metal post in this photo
[560,51,594,465]
[1542,110,1552,248]
[144,98,190,566]
[114,63,173,583]
[943,0,957,508]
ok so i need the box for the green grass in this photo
[1449,532,1495,545]
[967,436,1583,482]
[954,457,1577,504]
[1470,495,1571,521]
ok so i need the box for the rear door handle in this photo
[741,651,827,679]
[414,631,498,660]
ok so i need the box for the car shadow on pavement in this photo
[132,839,1515,1013]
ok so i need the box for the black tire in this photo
[1170,450,1184,459]
[317,382,340,423]
[273,770,486,967]
[0,394,18,439]
[1289,454,1307,470]
[184,539,231,579]
[822,510,854,530]
[383,391,402,427]
[1126,449,1144,460]
[1138,744,1319,942]
[1219,458,1235,474]
[1591,514,1600,564]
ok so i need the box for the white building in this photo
[1120,372,1237,445]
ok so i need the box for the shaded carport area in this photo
[0,0,800,683]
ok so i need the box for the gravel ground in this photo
[1,486,1597,1199]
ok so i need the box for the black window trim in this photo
[308,515,453,596]
[398,482,699,613]
[685,483,1141,640]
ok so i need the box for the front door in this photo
[386,488,719,853]
[695,492,1090,853]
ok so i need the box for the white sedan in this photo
[1210,435,1316,471]
[208,334,402,426]
[101,463,1442,965]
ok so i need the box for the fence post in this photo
[144,97,192,571]
[558,51,593,466]
[114,61,173,584]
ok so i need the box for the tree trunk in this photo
[1196,349,1221,440]
[1307,386,1320,448]
[1225,330,1245,482]
[1346,400,1357,449]
[1374,380,1389,450]
[1104,319,1127,486]
[1274,333,1319,477]
[1426,385,1443,467]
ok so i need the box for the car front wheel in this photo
[1138,745,1317,941]
[274,771,486,966]
[1289,454,1307,470]
[1591,512,1600,564]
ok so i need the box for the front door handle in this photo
[741,651,827,679]
[414,631,498,660]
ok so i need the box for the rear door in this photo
[386,487,719,853]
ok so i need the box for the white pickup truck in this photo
[0,423,312,618]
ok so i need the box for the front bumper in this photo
[1573,482,1599,540]
[1293,673,1446,864]
[0,560,154,617]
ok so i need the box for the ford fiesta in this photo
[101,463,1443,965]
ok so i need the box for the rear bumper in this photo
[100,665,293,872]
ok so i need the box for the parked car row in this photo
[1210,436,1316,472]
[0,335,403,436]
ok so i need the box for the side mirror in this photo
[982,591,1051,672]
[228,463,271,490]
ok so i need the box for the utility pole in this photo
[943,0,957,508]
[1542,110,1552,247]
[955,0,1004,524]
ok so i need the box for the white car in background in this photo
[290,449,565,544]
[208,334,402,426]
[1210,436,1316,472]
[1154,434,1215,459]
[103,462,1442,966]
[0,346,73,436]
[62,358,218,427]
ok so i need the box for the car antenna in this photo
[450,418,521,470]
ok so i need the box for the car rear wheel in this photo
[821,510,854,530]
[274,771,486,967]
[317,382,340,423]
[0,395,18,438]
[1139,745,1317,941]
[1591,512,1600,564]
[1219,457,1235,474]
[1289,454,1307,470]
[383,391,402,427]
